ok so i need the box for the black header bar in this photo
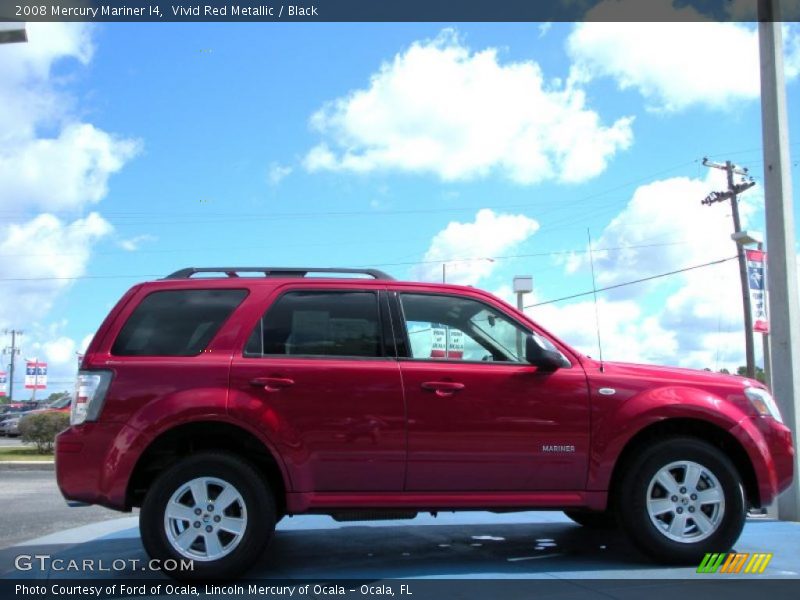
[1,0,798,23]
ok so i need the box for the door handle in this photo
[421,381,465,397]
[250,377,295,392]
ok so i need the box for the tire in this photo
[140,451,276,581]
[564,509,617,529]
[617,436,745,564]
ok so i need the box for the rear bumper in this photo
[56,422,149,511]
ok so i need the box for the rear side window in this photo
[112,289,247,356]
[245,291,383,358]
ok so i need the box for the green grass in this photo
[0,445,54,461]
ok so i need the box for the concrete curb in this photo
[0,461,54,471]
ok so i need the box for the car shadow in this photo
[1,519,662,581]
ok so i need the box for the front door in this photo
[392,291,590,491]
[229,288,405,492]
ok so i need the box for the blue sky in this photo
[1,18,799,396]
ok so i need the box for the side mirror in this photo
[525,334,570,371]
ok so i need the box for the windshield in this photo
[48,396,71,409]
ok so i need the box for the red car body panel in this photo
[56,277,794,514]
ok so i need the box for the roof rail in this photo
[164,267,395,281]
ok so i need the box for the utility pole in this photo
[758,0,800,522]
[701,159,757,379]
[2,329,22,401]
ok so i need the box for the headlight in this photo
[745,387,783,423]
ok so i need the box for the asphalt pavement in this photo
[0,436,25,447]
[0,470,132,549]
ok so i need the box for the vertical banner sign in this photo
[0,371,6,397]
[745,249,769,333]
[24,361,47,390]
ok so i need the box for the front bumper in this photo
[735,416,795,506]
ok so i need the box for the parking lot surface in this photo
[0,470,130,549]
[1,508,798,580]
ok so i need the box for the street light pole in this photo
[513,276,533,358]
[3,329,22,401]
[758,0,800,521]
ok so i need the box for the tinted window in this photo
[112,289,247,356]
[245,291,382,358]
[399,294,528,362]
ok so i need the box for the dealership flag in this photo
[24,360,47,390]
[0,371,6,397]
[745,249,769,334]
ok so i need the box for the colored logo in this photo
[697,552,772,574]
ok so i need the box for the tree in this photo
[19,412,70,454]
[737,365,766,384]
[46,391,71,403]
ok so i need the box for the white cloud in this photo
[267,162,292,186]
[0,23,137,364]
[414,209,540,285]
[566,170,756,296]
[0,123,141,213]
[305,29,633,184]
[531,298,679,365]
[568,2,800,112]
[118,233,157,252]
[0,23,141,215]
[42,336,77,367]
[0,213,113,325]
[79,334,94,354]
[531,170,770,371]
[0,23,93,142]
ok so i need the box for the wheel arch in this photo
[607,418,761,509]
[126,420,289,515]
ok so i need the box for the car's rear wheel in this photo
[140,451,275,580]
[564,509,617,529]
[617,436,745,563]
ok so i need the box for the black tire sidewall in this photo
[140,452,275,581]
[618,437,745,564]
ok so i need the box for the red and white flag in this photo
[745,249,769,333]
[24,360,47,390]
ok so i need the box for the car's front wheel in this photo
[617,436,746,564]
[140,451,275,580]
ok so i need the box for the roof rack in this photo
[164,267,395,280]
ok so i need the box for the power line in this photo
[527,256,738,308]
[0,240,691,282]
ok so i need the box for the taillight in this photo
[71,370,112,426]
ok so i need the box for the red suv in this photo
[56,267,794,579]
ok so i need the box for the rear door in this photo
[391,290,590,492]
[229,287,406,492]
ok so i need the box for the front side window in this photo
[399,293,529,363]
[112,289,247,356]
[245,291,383,358]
